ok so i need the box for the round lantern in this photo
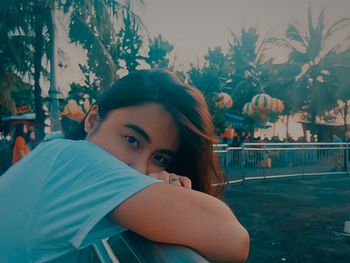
[242,102,255,116]
[251,94,272,111]
[216,92,233,109]
[62,99,85,122]
[271,98,284,113]
[65,100,80,114]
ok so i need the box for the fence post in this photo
[263,145,267,181]
[241,146,246,185]
[302,144,305,179]
[346,142,349,175]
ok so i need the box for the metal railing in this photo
[92,231,209,263]
[92,239,120,263]
[214,142,350,183]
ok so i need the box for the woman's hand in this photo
[147,171,192,189]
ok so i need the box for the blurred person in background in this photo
[12,123,30,164]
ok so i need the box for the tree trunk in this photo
[34,2,46,140]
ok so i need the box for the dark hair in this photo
[61,116,81,137]
[13,123,29,143]
[69,69,225,197]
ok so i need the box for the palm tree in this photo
[32,0,52,138]
[227,26,274,111]
[1,0,59,138]
[275,6,350,128]
[117,4,146,73]
[34,0,146,135]
[146,34,174,69]
[188,46,230,101]
[187,46,231,134]
[61,0,146,88]
[0,0,35,130]
[331,49,350,134]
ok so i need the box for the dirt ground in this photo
[225,175,350,263]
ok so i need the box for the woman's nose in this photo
[129,160,148,175]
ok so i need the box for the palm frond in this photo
[316,8,325,36]
[0,71,28,114]
[273,37,306,54]
[0,91,16,114]
[81,19,115,67]
[255,30,273,64]
[286,24,307,48]
[324,17,350,42]
[228,30,241,46]
[323,35,350,56]
[307,5,315,39]
[110,0,148,35]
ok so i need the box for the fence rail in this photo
[92,231,209,263]
[214,142,350,183]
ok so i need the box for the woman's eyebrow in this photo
[124,124,150,142]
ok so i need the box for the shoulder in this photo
[42,139,132,176]
[58,140,120,164]
[38,139,112,159]
[43,131,64,141]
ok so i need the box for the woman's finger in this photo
[178,176,192,189]
[148,172,191,189]
[169,174,182,186]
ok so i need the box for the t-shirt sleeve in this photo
[38,140,161,250]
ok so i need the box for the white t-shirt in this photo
[0,139,160,262]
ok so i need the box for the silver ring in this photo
[170,177,181,183]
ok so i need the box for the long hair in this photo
[68,69,225,197]
[13,123,29,143]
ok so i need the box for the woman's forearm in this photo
[111,183,249,262]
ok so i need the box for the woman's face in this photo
[29,131,36,141]
[85,103,180,175]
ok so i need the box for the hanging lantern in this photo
[242,102,255,116]
[271,98,284,113]
[62,99,85,122]
[66,100,80,114]
[216,92,233,109]
[251,94,272,111]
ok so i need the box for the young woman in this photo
[12,123,30,164]
[0,69,249,262]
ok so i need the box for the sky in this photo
[136,0,350,67]
[56,0,350,93]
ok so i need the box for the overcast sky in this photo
[136,0,350,67]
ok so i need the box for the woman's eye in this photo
[153,156,170,167]
[125,136,139,147]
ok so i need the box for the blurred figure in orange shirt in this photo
[12,124,30,164]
